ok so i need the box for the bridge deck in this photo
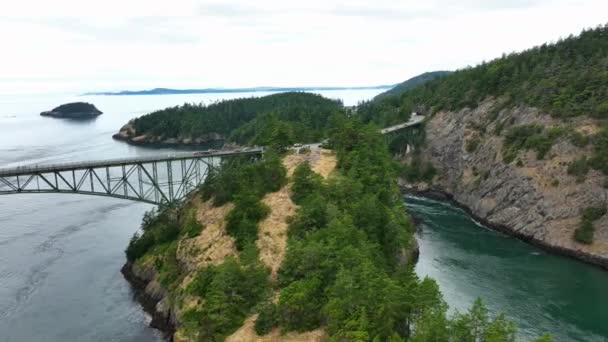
[0,148,263,177]
[380,114,425,134]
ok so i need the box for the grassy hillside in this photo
[130,92,343,145]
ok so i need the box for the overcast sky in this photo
[1,0,607,94]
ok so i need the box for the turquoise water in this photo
[408,194,608,341]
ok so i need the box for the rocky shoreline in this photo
[121,262,175,340]
[112,122,225,148]
[401,184,608,270]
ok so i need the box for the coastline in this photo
[112,133,227,150]
[121,262,175,341]
[400,185,608,271]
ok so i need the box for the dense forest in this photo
[364,24,608,126]
[130,92,343,145]
[125,113,552,341]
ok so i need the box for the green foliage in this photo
[574,220,595,244]
[182,209,204,238]
[569,131,589,147]
[226,194,270,250]
[183,257,269,340]
[449,299,516,342]
[154,242,180,287]
[290,162,324,204]
[574,206,607,244]
[582,206,607,221]
[278,277,324,331]
[132,92,343,145]
[535,333,554,342]
[402,156,437,183]
[368,26,608,122]
[200,152,287,206]
[589,124,608,174]
[501,124,575,162]
[125,208,181,262]
[254,302,279,335]
[567,157,590,181]
[466,136,481,153]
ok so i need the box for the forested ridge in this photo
[359,24,608,129]
[130,92,343,145]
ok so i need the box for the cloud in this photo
[0,0,607,94]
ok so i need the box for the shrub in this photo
[465,136,481,153]
[291,162,324,204]
[226,194,270,250]
[278,278,324,331]
[255,302,279,335]
[574,220,595,244]
[567,157,590,180]
[582,207,607,221]
[574,206,606,244]
[125,232,155,262]
[184,258,269,340]
[182,209,204,238]
[402,156,436,183]
[569,131,589,147]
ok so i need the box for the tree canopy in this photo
[131,92,343,145]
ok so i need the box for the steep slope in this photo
[391,25,608,267]
[411,99,608,266]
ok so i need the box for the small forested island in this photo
[41,102,102,119]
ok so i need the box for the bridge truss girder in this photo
[0,157,232,205]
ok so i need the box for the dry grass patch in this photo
[226,315,326,342]
[257,186,297,278]
[177,197,237,271]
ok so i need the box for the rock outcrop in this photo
[112,121,224,146]
[407,99,608,268]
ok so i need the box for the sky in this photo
[1,0,607,94]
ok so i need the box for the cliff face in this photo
[411,99,608,267]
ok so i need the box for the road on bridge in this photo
[380,114,425,134]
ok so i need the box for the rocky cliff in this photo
[407,99,608,268]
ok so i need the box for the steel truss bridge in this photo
[0,114,423,205]
[0,149,262,205]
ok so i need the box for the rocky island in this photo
[41,102,102,119]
